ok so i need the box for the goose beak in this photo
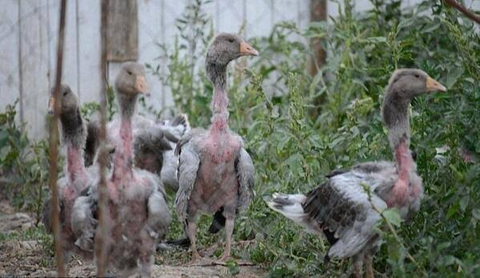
[240,42,259,56]
[135,76,150,96]
[426,76,446,92]
[47,96,55,115]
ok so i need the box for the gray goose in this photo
[175,33,258,263]
[42,84,93,261]
[268,69,446,278]
[84,113,189,192]
[72,62,171,277]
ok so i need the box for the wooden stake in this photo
[48,0,68,276]
[309,0,327,76]
[95,0,110,276]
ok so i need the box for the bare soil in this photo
[0,201,265,277]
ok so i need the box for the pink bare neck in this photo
[390,139,413,206]
[112,118,134,182]
[66,145,88,189]
[210,86,229,134]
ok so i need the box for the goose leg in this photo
[352,254,364,278]
[187,221,200,263]
[365,251,374,278]
[219,218,234,262]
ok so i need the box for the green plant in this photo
[0,101,52,220]
[151,0,479,276]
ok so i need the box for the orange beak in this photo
[239,41,259,56]
[135,76,150,95]
[426,76,447,92]
[47,96,55,114]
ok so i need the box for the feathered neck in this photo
[382,87,414,206]
[382,90,411,150]
[59,108,88,186]
[207,61,229,133]
[117,92,138,120]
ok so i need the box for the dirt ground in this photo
[0,201,265,277]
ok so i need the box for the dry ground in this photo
[0,201,265,277]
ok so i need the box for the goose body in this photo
[175,33,258,262]
[85,114,190,192]
[42,84,94,260]
[72,62,171,276]
[268,69,446,277]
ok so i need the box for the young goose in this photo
[72,62,171,277]
[175,33,258,263]
[268,69,447,278]
[84,112,189,192]
[42,84,93,261]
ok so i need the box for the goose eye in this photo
[228,38,234,43]
[63,91,68,96]
[414,74,420,78]
[127,71,133,75]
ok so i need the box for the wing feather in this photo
[235,148,255,213]
[304,171,388,259]
[175,141,201,222]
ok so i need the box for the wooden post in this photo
[309,0,327,76]
[96,0,109,276]
[48,0,67,276]
[106,0,138,61]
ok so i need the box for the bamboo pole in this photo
[48,0,68,276]
[95,0,109,276]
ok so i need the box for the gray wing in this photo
[71,192,98,252]
[174,140,201,222]
[304,171,388,259]
[41,196,62,234]
[145,187,172,240]
[160,150,179,191]
[159,114,190,143]
[235,148,255,213]
[174,128,205,156]
[84,120,100,167]
[41,179,68,234]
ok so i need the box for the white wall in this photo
[0,0,312,140]
[1,0,478,140]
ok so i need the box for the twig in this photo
[95,0,109,276]
[48,0,67,276]
[443,0,480,24]
[362,183,428,277]
[372,204,429,277]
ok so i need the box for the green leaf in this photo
[445,67,464,88]
[383,209,402,227]
[472,209,480,220]
[460,196,469,212]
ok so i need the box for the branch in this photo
[48,0,67,276]
[443,0,480,24]
[95,0,109,276]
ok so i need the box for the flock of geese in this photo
[42,33,447,278]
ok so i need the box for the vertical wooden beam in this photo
[96,0,109,276]
[48,0,67,275]
[309,0,327,76]
[106,0,138,61]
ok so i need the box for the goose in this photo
[84,113,190,192]
[42,84,93,261]
[72,62,171,277]
[175,33,258,263]
[267,69,447,278]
